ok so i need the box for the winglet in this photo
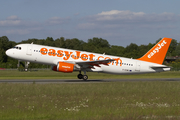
[137,37,172,64]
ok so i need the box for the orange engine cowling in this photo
[52,62,74,73]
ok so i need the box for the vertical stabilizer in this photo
[137,38,172,64]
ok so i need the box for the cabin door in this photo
[135,62,141,71]
[26,45,32,55]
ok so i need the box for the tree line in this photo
[0,36,180,70]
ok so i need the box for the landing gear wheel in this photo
[83,75,88,81]
[77,74,83,79]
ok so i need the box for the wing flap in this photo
[75,59,114,71]
[76,59,114,67]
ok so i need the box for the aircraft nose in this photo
[5,49,11,56]
[6,49,19,59]
[6,49,14,57]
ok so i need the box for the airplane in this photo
[5,37,172,80]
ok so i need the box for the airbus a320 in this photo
[6,37,172,80]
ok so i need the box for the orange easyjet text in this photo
[40,48,122,66]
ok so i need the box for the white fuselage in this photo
[6,44,169,74]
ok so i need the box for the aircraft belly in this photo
[101,65,135,74]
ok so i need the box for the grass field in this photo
[0,70,180,120]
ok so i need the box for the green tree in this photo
[137,44,149,58]
[87,37,110,48]
[44,37,54,46]
[123,43,138,58]
[0,36,9,50]
[175,42,180,56]
[64,38,85,50]
[54,37,65,48]
[167,39,178,56]
[0,36,11,63]
[84,37,110,53]
[109,45,125,56]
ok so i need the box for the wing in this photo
[75,59,115,69]
[52,59,115,71]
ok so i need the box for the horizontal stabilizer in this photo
[150,66,171,69]
[150,66,171,71]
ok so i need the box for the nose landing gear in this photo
[77,71,88,81]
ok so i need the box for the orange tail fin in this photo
[137,37,172,64]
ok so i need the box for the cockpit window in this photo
[13,46,21,50]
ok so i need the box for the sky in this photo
[0,0,180,47]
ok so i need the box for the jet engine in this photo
[52,62,74,73]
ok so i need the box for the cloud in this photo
[0,15,40,27]
[95,10,179,23]
[5,29,30,35]
[78,10,180,30]
[0,15,44,37]
[77,23,96,30]
[96,10,145,21]
[0,15,21,26]
[1,10,179,46]
[7,15,20,20]
[46,17,71,25]
[75,10,180,46]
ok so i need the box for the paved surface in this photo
[0,78,180,83]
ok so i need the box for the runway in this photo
[0,78,180,83]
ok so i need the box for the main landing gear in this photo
[77,71,88,81]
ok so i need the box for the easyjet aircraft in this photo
[6,37,172,80]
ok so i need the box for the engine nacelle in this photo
[52,62,74,73]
